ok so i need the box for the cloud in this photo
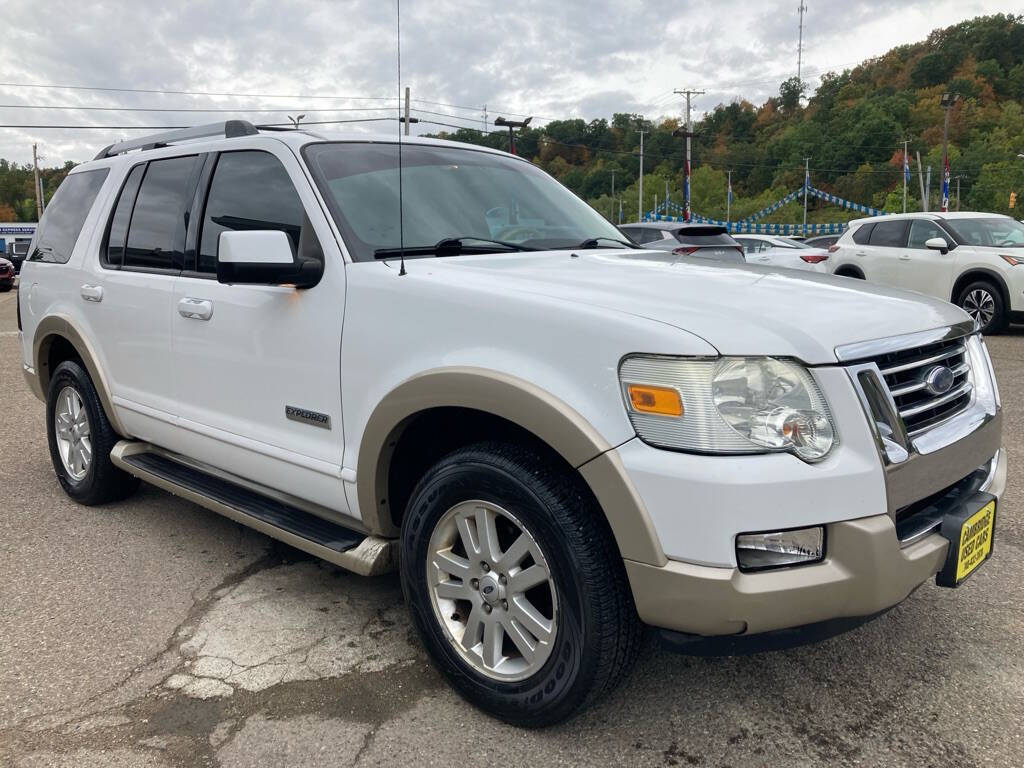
[0,0,1011,164]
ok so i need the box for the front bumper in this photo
[625,445,1005,637]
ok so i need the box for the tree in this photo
[779,77,806,113]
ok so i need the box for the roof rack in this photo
[93,120,259,160]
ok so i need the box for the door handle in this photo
[80,284,103,303]
[855,251,867,257]
[177,297,214,321]
[899,254,912,260]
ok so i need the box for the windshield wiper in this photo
[375,236,537,259]
[573,236,640,250]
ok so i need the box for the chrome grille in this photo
[871,337,972,437]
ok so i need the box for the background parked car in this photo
[828,212,1024,333]
[619,222,745,263]
[0,256,15,291]
[804,234,841,249]
[732,234,830,272]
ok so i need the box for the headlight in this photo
[620,355,837,462]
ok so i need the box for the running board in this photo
[110,441,396,576]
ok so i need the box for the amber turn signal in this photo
[626,384,683,417]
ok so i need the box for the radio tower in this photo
[797,2,807,84]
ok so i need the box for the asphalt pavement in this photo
[1,282,1023,767]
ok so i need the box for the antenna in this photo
[797,2,807,85]
[396,0,406,276]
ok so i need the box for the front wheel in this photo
[957,280,1007,335]
[400,442,642,726]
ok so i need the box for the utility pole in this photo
[673,88,705,222]
[925,165,932,211]
[32,144,43,220]
[726,170,732,225]
[403,87,411,136]
[802,157,810,231]
[635,126,648,221]
[618,198,623,225]
[916,151,927,212]
[665,179,670,210]
[654,194,659,219]
[797,1,808,85]
[482,104,488,133]
[954,175,963,211]
[902,139,909,213]
[610,170,616,223]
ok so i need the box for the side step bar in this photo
[110,441,396,576]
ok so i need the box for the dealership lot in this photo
[1,287,1023,767]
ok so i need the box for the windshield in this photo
[944,218,1024,248]
[302,142,626,261]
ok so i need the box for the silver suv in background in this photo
[619,222,745,262]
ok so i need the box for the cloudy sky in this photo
[0,0,1010,165]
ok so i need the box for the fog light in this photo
[736,527,824,571]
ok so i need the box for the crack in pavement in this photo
[0,549,444,767]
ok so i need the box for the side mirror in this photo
[217,230,322,287]
[924,237,949,255]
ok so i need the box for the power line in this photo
[0,81,393,101]
[0,104,398,114]
[0,117,396,129]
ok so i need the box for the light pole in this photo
[494,116,532,155]
[635,125,648,221]
[287,114,306,129]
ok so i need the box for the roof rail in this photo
[94,120,259,160]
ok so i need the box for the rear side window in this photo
[103,164,146,268]
[851,223,874,245]
[198,151,305,273]
[868,220,908,247]
[29,169,109,264]
[124,155,200,271]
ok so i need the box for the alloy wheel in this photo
[426,500,558,682]
[54,386,92,481]
[962,289,995,328]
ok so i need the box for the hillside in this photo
[433,13,1024,225]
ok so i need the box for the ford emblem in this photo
[923,365,956,396]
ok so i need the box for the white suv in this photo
[17,122,1005,725]
[829,212,1024,334]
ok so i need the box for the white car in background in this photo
[733,234,830,272]
[828,212,1024,334]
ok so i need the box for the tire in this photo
[46,359,140,505]
[956,280,1008,335]
[400,441,643,727]
[0,284,11,292]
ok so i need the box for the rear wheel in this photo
[46,360,140,505]
[400,441,642,726]
[957,280,1007,335]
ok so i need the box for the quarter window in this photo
[868,220,908,248]
[851,223,875,245]
[124,155,200,271]
[29,169,109,264]
[104,164,146,268]
[198,151,305,273]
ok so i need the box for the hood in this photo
[413,250,970,364]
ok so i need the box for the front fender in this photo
[356,366,667,566]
